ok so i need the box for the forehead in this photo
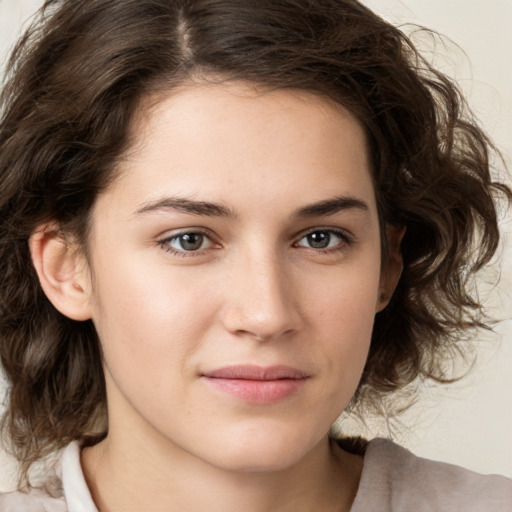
[101,82,376,219]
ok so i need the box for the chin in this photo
[198,427,323,474]
[213,450,307,474]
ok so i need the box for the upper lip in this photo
[202,365,309,380]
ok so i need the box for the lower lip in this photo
[202,377,307,404]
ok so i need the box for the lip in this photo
[201,365,309,404]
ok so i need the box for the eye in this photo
[159,231,214,255]
[295,229,349,250]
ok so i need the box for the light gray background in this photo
[0,0,511,490]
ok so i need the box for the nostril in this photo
[219,258,302,340]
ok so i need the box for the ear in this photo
[376,225,405,312]
[29,224,92,321]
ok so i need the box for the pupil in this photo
[308,231,330,249]
[180,233,203,251]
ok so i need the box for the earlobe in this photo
[376,225,405,312]
[29,225,92,321]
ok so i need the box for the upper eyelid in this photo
[157,226,354,251]
[156,230,219,260]
[158,225,351,237]
[159,227,216,242]
[157,226,353,239]
[157,228,219,254]
[295,226,353,241]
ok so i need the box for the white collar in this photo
[60,442,98,512]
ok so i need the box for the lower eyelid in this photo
[157,228,353,257]
[295,229,352,247]
[158,230,217,254]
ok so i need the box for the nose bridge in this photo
[221,243,301,340]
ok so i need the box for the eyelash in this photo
[294,228,353,254]
[157,227,353,258]
[157,229,217,258]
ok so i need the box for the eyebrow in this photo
[134,197,237,218]
[134,195,369,220]
[292,196,369,219]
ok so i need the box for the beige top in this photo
[1,438,511,511]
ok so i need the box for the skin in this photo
[31,82,402,512]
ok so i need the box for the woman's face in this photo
[83,83,392,471]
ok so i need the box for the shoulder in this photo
[0,441,97,512]
[0,444,71,512]
[0,487,67,512]
[350,438,512,512]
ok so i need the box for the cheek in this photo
[88,253,219,386]
[303,258,381,380]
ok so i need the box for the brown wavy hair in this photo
[0,0,509,481]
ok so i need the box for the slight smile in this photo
[201,365,310,404]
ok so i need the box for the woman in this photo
[0,0,510,510]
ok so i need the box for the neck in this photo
[81,429,362,512]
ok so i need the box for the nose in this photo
[220,248,303,342]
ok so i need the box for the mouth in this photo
[201,365,310,404]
